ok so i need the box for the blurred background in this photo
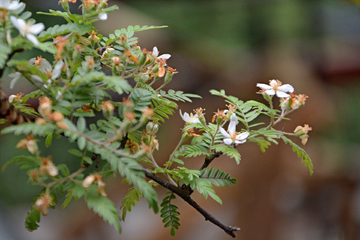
[1,0,360,239]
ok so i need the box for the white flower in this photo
[98,12,107,21]
[257,79,294,98]
[180,109,200,124]
[30,59,64,88]
[219,113,249,146]
[10,16,44,46]
[152,46,171,61]
[0,0,24,12]
[9,72,21,89]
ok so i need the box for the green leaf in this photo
[38,22,92,41]
[281,136,314,175]
[133,25,168,32]
[120,187,141,221]
[77,117,86,133]
[77,136,86,150]
[72,183,86,200]
[199,167,236,187]
[0,43,11,68]
[45,133,53,147]
[160,192,180,236]
[191,178,223,204]
[90,145,159,214]
[62,190,73,209]
[85,193,121,233]
[1,122,55,136]
[57,164,69,177]
[68,149,83,157]
[211,145,241,164]
[1,155,39,172]
[25,206,41,232]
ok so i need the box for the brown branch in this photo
[142,169,240,238]
[181,151,224,195]
[0,48,25,78]
[200,151,223,170]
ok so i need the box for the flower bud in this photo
[280,98,291,110]
[60,0,69,11]
[34,194,53,216]
[48,111,64,122]
[140,107,154,124]
[88,31,99,46]
[138,52,146,65]
[16,135,37,154]
[101,101,114,119]
[57,121,68,129]
[146,122,158,135]
[151,64,159,73]
[35,118,47,125]
[38,97,52,117]
[294,124,312,145]
[98,0,107,10]
[82,175,95,188]
[97,180,107,196]
[39,156,58,176]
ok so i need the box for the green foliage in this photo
[0,0,314,236]
[1,155,39,172]
[160,192,180,236]
[120,187,141,221]
[180,144,209,158]
[199,167,237,187]
[159,89,201,102]
[281,136,314,175]
[25,206,41,232]
[37,23,92,41]
[193,178,222,204]
[1,122,56,136]
[151,96,177,123]
[85,192,122,233]
[211,145,241,164]
[0,43,11,68]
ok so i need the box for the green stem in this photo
[165,138,185,169]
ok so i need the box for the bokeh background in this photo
[1,0,360,239]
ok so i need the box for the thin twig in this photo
[200,151,223,170]
[142,169,240,238]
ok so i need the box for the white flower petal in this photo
[6,29,12,44]
[220,127,230,138]
[10,16,19,29]
[228,113,238,134]
[0,0,10,8]
[234,139,246,145]
[52,60,64,80]
[158,54,171,60]
[276,91,290,98]
[235,131,250,141]
[98,12,108,21]
[278,84,294,93]
[223,138,233,145]
[152,46,159,57]
[29,22,45,35]
[8,1,24,11]
[256,83,272,90]
[26,33,39,46]
[31,75,44,83]
[9,72,21,89]
[265,89,275,96]
[40,59,52,73]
